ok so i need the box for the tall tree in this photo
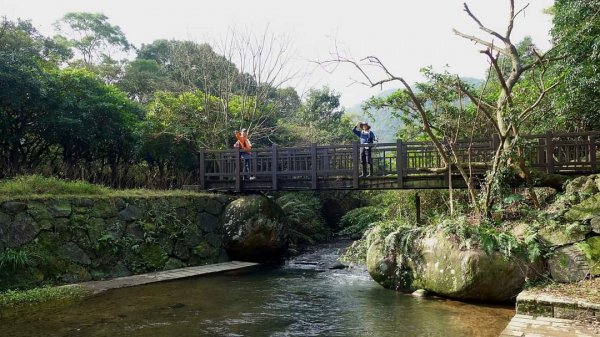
[45,68,142,184]
[551,0,600,131]
[54,12,131,67]
[0,19,70,176]
[273,86,353,146]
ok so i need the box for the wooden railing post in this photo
[235,147,241,192]
[311,143,317,190]
[352,142,359,189]
[396,140,404,188]
[252,151,257,177]
[415,192,421,225]
[271,144,278,190]
[545,131,554,173]
[537,137,545,168]
[590,135,597,172]
[198,149,205,190]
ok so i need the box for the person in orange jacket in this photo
[233,128,252,176]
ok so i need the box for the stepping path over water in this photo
[76,261,259,294]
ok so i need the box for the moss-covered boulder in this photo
[366,235,411,290]
[564,194,600,222]
[222,195,288,262]
[547,244,590,282]
[539,222,591,246]
[366,231,543,302]
[565,175,600,197]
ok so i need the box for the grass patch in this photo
[0,175,207,201]
[0,285,91,309]
[0,175,110,196]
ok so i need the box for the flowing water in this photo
[0,241,513,337]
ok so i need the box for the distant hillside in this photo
[344,78,483,142]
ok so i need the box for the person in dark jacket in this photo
[352,122,375,177]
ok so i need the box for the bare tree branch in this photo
[452,29,508,56]
[483,48,514,108]
[462,2,508,43]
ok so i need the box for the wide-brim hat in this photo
[359,121,371,129]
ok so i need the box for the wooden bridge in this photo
[195,132,600,192]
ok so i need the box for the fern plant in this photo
[276,192,328,244]
[338,206,384,237]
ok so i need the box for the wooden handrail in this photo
[197,131,600,192]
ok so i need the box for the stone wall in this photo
[517,290,600,320]
[0,194,232,291]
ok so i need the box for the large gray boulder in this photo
[222,195,288,262]
[366,231,544,302]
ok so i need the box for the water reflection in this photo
[0,263,512,337]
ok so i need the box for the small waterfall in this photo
[285,239,358,271]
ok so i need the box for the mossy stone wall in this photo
[0,194,231,291]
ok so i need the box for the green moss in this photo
[576,236,600,275]
[564,194,600,222]
[192,242,217,258]
[141,244,168,269]
[126,243,168,273]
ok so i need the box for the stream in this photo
[0,240,513,337]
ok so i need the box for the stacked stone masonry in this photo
[0,195,232,291]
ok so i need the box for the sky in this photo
[1,0,554,107]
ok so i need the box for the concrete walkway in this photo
[500,314,599,336]
[76,261,259,294]
[500,289,600,336]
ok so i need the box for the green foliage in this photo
[0,19,63,177]
[551,0,600,131]
[54,12,131,66]
[0,285,89,308]
[0,175,110,197]
[337,190,462,238]
[273,87,354,146]
[338,206,384,237]
[142,199,193,240]
[0,248,31,270]
[0,175,204,202]
[436,216,543,261]
[134,39,243,96]
[339,238,369,264]
[276,192,328,244]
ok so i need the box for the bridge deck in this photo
[195,132,600,192]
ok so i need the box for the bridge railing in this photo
[197,131,600,191]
